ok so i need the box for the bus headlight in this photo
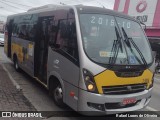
[83,69,98,93]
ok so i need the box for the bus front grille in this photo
[102,83,147,95]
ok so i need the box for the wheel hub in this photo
[54,86,63,101]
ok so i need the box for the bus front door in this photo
[35,17,51,83]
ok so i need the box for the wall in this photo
[114,0,160,37]
[0,21,4,32]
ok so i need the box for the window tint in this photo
[79,14,152,65]
[116,17,152,65]
[56,19,78,60]
[80,14,127,64]
[12,14,38,41]
[45,17,57,44]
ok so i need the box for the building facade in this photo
[0,21,4,33]
[114,0,160,59]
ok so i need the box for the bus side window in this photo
[56,19,78,60]
[19,25,28,39]
[29,24,37,41]
[15,14,38,41]
[12,23,18,37]
[49,25,57,45]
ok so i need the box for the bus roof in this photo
[75,5,136,21]
[7,4,136,22]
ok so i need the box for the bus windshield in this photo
[79,14,152,65]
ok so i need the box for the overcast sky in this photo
[0,0,115,21]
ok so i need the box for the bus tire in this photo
[49,78,65,108]
[13,55,20,72]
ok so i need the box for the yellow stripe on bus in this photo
[11,43,23,63]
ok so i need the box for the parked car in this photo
[0,33,4,46]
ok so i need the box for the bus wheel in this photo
[14,56,20,72]
[50,80,65,107]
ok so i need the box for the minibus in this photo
[4,4,154,115]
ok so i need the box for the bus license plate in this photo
[122,98,137,105]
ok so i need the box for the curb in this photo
[2,64,22,91]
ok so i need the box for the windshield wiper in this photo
[121,27,147,66]
[109,27,123,65]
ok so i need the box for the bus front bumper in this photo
[78,88,152,115]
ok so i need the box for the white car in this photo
[0,33,4,46]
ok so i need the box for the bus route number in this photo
[90,16,131,28]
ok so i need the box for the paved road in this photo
[0,46,160,120]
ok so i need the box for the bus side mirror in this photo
[152,51,156,60]
[140,21,146,30]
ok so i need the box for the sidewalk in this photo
[0,64,40,119]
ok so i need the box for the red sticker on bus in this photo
[123,98,137,105]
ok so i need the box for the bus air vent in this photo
[115,71,143,77]
[102,83,147,95]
